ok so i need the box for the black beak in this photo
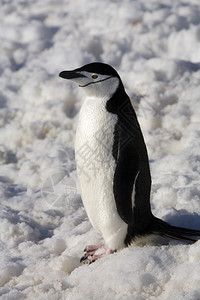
[59,70,86,80]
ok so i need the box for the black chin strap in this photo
[79,76,113,87]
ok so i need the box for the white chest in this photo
[74,97,127,250]
[75,97,117,164]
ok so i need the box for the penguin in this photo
[59,62,200,264]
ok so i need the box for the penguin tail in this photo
[152,217,200,243]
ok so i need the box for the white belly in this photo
[75,97,127,250]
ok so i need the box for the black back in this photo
[106,81,153,245]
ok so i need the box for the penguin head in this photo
[59,62,121,98]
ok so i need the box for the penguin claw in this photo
[80,254,89,263]
[80,245,115,264]
[80,255,94,264]
[80,249,97,263]
[84,245,99,252]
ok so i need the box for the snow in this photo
[0,0,200,298]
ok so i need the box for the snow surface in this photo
[0,0,200,299]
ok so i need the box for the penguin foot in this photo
[80,245,114,264]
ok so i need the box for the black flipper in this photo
[111,97,153,227]
[112,124,139,225]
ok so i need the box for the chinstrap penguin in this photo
[59,62,200,264]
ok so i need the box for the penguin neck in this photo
[106,82,130,114]
[79,95,113,128]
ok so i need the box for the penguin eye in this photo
[92,74,98,79]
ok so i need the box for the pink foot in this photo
[80,245,115,264]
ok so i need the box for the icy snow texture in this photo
[0,0,200,299]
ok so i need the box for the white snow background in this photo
[0,0,200,299]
